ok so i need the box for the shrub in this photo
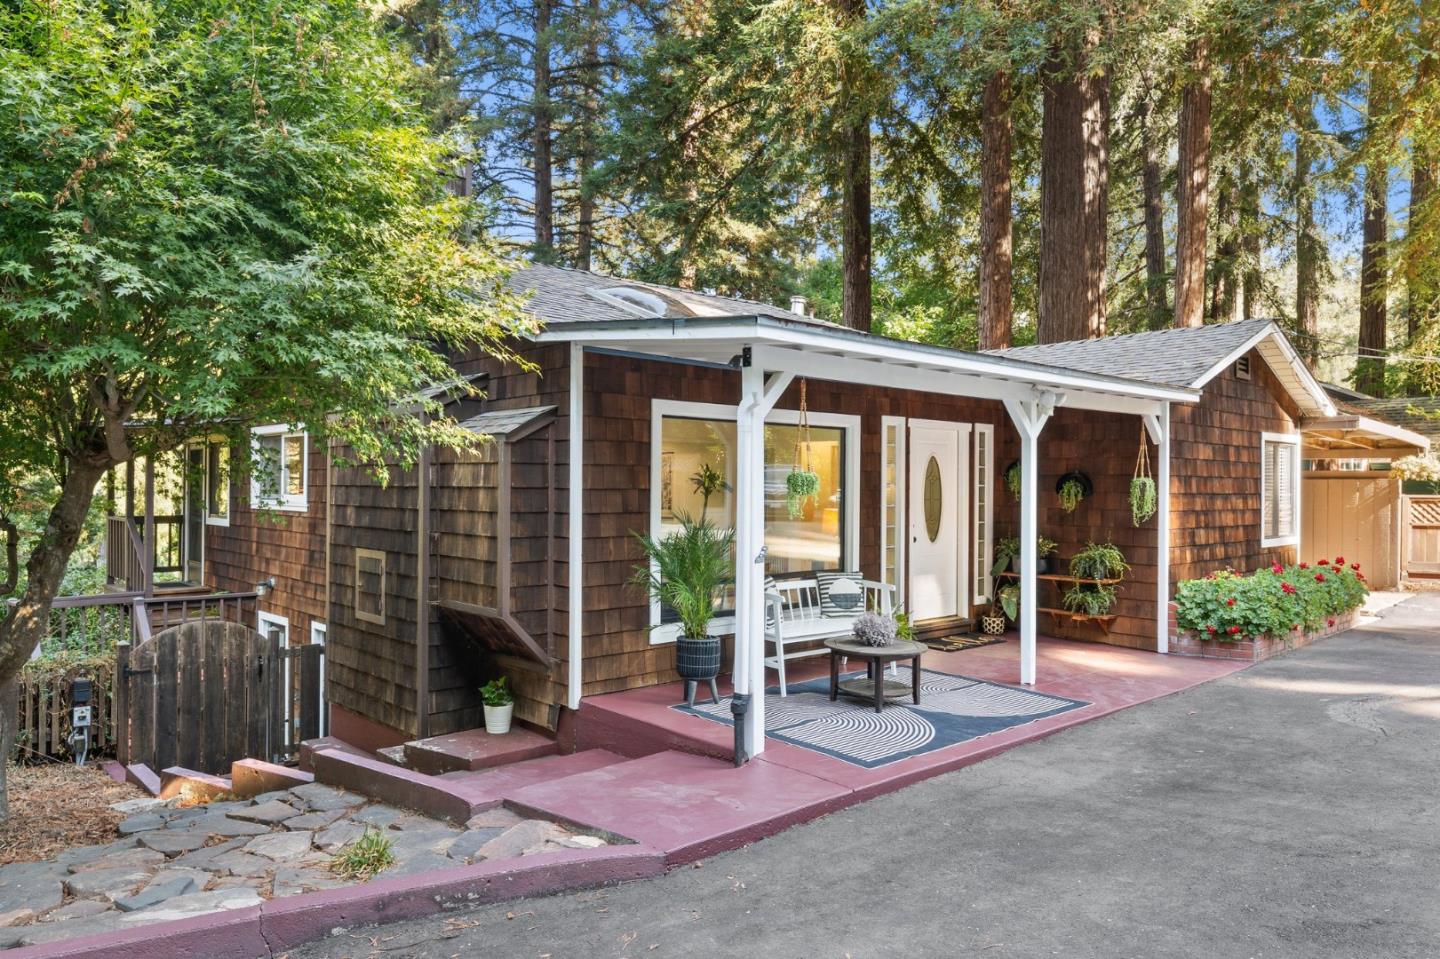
[1174,559,1368,642]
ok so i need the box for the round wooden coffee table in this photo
[824,638,925,713]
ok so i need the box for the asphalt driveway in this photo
[289,593,1440,959]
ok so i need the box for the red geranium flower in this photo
[1226,597,1236,606]
[1314,573,1326,583]
[1358,573,1366,582]
[1281,582,1297,595]
[1351,563,1360,571]
[1227,625,1241,635]
[1299,562,1309,570]
[1327,617,1336,627]
[1206,625,1216,635]
[1317,558,1329,566]
[1271,563,1284,574]
[1334,556,1344,565]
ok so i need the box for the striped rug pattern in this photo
[676,667,1089,768]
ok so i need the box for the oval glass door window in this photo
[923,455,942,542]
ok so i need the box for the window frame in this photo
[880,415,907,611]
[647,399,861,645]
[204,438,231,527]
[250,425,309,512]
[354,548,387,626]
[973,423,995,603]
[1260,431,1301,548]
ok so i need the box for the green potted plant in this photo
[1055,471,1091,513]
[785,469,820,519]
[632,513,735,692]
[1129,475,1157,526]
[1062,542,1130,617]
[996,583,1021,622]
[993,535,1059,575]
[480,677,514,735]
[1004,461,1022,501]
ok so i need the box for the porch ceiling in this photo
[534,316,1199,415]
[1300,414,1430,458]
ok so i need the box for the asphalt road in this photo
[289,594,1440,959]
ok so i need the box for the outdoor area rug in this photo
[922,634,1005,652]
[673,667,1089,768]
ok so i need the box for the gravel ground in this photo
[0,763,136,866]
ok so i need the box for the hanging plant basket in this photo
[1055,471,1091,513]
[1130,422,1157,526]
[1004,460,1022,501]
[786,379,821,519]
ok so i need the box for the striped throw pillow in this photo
[816,571,865,618]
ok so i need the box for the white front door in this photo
[908,421,970,621]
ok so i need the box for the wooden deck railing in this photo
[104,514,185,592]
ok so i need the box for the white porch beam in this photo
[566,344,585,710]
[1003,394,1056,686]
[1148,404,1172,654]
[733,362,768,761]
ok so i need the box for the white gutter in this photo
[533,318,1199,406]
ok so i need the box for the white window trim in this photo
[648,399,862,645]
[204,438,231,527]
[251,425,309,512]
[1261,431,1301,548]
[974,423,995,603]
[880,415,907,612]
[310,622,328,738]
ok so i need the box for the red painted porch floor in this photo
[514,636,1245,863]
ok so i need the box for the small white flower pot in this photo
[483,702,513,735]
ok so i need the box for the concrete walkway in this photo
[288,594,1440,959]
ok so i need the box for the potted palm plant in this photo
[632,513,735,692]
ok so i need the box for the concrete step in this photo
[439,749,628,807]
[401,726,557,775]
[375,745,409,767]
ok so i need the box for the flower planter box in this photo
[1168,605,1357,662]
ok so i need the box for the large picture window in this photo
[650,401,860,639]
[1261,432,1300,547]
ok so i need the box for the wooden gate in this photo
[1406,495,1440,577]
[1302,472,1404,589]
[116,620,324,775]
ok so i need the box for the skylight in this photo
[587,286,670,318]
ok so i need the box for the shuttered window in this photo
[1261,433,1300,546]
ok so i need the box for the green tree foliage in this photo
[0,0,532,809]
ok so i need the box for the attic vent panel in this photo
[1235,355,1252,380]
[587,286,670,318]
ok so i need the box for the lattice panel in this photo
[1411,497,1440,527]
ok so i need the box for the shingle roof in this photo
[986,318,1275,388]
[1334,396,1440,442]
[457,405,555,438]
[506,262,807,326]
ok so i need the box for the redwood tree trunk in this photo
[532,0,555,256]
[1240,168,1261,320]
[1174,38,1212,328]
[1357,78,1390,397]
[1210,174,1238,322]
[1039,37,1108,343]
[1295,106,1320,365]
[574,0,600,271]
[978,70,1013,351]
[836,0,871,333]
[1141,86,1168,328]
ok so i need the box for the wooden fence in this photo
[1406,495,1440,577]
[9,590,261,763]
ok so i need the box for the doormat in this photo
[922,634,1005,653]
[673,667,1089,769]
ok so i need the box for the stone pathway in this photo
[0,782,609,949]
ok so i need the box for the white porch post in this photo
[1004,394,1057,686]
[566,343,584,710]
[1145,403,1172,654]
[732,361,794,764]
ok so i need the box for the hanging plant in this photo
[1004,461,1022,500]
[1054,471,1091,513]
[785,379,821,519]
[1130,422,1157,526]
[785,470,820,519]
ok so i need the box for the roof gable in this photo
[987,320,1334,417]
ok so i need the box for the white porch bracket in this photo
[1144,405,1172,654]
[1003,391,1061,686]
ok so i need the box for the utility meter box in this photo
[72,705,92,728]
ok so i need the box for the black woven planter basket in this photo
[675,636,722,680]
